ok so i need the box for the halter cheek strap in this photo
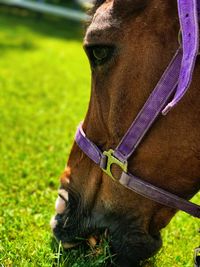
[163,0,199,114]
[75,0,200,218]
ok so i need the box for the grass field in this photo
[0,10,199,267]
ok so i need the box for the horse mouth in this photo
[50,214,80,246]
[50,212,108,251]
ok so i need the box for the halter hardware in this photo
[102,149,128,181]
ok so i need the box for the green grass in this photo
[0,10,199,267]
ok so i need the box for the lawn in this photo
[0,9,199,267]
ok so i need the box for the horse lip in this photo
[62,242,80,249]
[62,235,100,249]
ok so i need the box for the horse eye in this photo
[93,47,108,60]
[86,46,114,67]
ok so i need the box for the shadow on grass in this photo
[0,6,85,42]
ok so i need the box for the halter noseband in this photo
[75,0,200,218]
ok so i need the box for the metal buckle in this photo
[194,247,200,267]
[102,149,128,181]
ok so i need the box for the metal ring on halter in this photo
[178,29,200,56]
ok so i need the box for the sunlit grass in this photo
[0,10,199,267]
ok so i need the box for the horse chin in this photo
[50,213,96,250]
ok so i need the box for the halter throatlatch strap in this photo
[75,0,200,219]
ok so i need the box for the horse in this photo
[51,0,200,266]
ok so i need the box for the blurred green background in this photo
[0,2,199,267]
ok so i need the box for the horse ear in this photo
[113,0,147,15]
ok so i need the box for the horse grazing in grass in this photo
[51,0,200,266]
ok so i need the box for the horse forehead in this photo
[85,4,122,43]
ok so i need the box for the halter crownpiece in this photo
[75,0,200,218]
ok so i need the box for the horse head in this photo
[51,0,200,266]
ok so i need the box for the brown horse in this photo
[51,0,200,266]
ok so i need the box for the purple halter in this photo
[75,0,200,218]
